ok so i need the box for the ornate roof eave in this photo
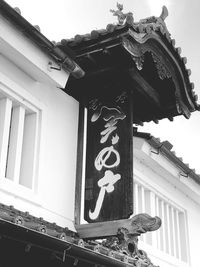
[122,26,198,119]
[0,203,161,267]
[60,6,199,123]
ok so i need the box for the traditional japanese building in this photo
[0,1,200,267]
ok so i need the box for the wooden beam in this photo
[86,53,98,66]
[75,213,161,239]
[74,102,86,225]
[128,68,161,109]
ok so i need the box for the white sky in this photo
[6,0,200,173]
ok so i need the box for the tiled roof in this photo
[133,127,200,184]
[0,203,160,267]
[57,7,170,48]
[2,2,199,121]
[58,6,199,123]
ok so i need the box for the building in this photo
[132,130,200,267]
[0,1,199,267]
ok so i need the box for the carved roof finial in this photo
[160,5,168,21]
[110,3,134,26]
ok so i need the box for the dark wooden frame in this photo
[74,102,85,225]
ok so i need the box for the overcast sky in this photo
[6,0,200,173]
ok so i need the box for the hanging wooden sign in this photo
[84,91,133,223]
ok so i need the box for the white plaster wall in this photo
[34,81,79,228]
[0,45,79,230]
[0,14,67,87]
[133,137,200,267]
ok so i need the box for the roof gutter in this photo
[0,0,85,79]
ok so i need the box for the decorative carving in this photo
[129,213,161,234]
[122,39,143,57]
[126,12,134,26]
[151,52,171,80]
[115,91,128,104]
[14,215,24,225]
[122,37,172,77]
[139,6,170,37]
[110,5,170,38]
[102,216,160,267]
[132,56,144,70]
[110,3,134,26]
[122,38,144,70]
[176,98,191,119]
[140,5,168,25]
[137,249,159,267]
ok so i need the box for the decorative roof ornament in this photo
[14,7,21,14]
[110,3,134,26]
[60,3,199,121]
[140,5,168,24]
[139,5,170,36]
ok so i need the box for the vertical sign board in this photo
[84,91,133,223]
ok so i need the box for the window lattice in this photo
[0,92,39,190]
[134,182,188,263]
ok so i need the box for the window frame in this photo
[0,73,43,204]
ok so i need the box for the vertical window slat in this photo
[6,105,25,183]
[155,196,161,250]
[164,203,169,254]
[176,210,181,259]
[140,186,146,242]
[137,185,142,213]
[149,191,157,247]
[161,200,167,252]
[19,112,38,188]
[137,185,144,242]
[144,189,152,245]
[179,212,188,262]
[141,186,145,213]
[166,204,172,255]
[0,98,12,178]
[171,207,177,257]
[134,182,139,214]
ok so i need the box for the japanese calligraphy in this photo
[94,145,120,171]
[89,171,121,220]
[88,103,126,220]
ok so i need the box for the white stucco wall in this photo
[133,137,200,267]
[0,14,79,231]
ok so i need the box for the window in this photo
[0,88,40,192]
[134,181,189,263]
